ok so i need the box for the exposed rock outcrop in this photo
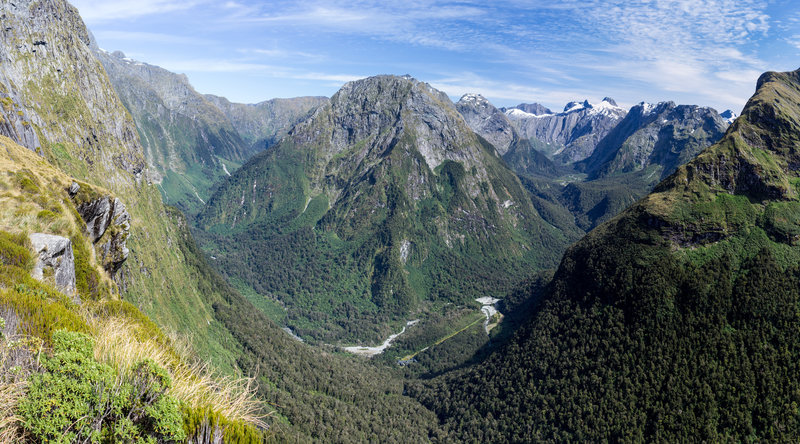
[204,94,328,152]
[29,233,77,301]
[455,93,558,177]
[69,181,130,276]
[504,98,627,163]
[578,101,729,181]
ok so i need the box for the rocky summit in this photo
[198,75,568,342]
[578,101,729,182]
[505,97,627,162]
[456,93,558,178]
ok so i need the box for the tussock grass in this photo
[0,378,25,443]
[92,318,267,429]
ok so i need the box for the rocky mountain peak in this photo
[456,92,516,154]
[720,109,738,123]
[602,97,618,106]
[290,74,475,172]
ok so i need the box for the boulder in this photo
[29,233,78,302]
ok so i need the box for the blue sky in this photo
[71,0,800,113]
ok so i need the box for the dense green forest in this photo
[410,69,800,441]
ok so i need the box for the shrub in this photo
[18,330,187,443]
[0,231,31,270]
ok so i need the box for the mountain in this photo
[204,94,328,152]
[198,75,570,343]
[501,102,553,116]
[414,68,800,441]
[579,101,729,181]
[505,97,627,162]
[721,109,739,124]
[455,93,558,177]
[94,49,252,214]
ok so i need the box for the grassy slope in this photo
[0,136,264,441]
[413,69,800,441]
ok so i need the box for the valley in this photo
[0,0,797,442]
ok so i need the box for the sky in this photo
[70,0,800,113]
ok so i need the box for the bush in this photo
[18,330,186,443]
[0,231,31,270]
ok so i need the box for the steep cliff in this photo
[205,94,328,152]
[579,101,728,181]
[95,49,250,214]
[456,93,558,178]
[0,0,241,371]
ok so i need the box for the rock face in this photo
[204,94,328,152]
[501,102,552,116]
[0,0,146,185]
[720,109,738,124]
[199,75,567,341]
[455,93,558,177]
[29,233,77,300]
[579,102,729,181]
[504,98,627,163]
[69,182,130,276]
[455,93,516,155]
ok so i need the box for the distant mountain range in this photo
[503,97,627,163]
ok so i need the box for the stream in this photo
[342,320,419,357]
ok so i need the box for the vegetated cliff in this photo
[0,0,247,373]
[0,136,265,442]
[198,75,570,343]
[95,48,251,215]
[504,97,627,163]
[205,93,328,152]
[414,68,800,442]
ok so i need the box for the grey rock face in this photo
[29,233,77,301]
[720,109,738,124]
[579,102,729,181]
[455,93,515,155]
[504,98,627,163]
[0,92,41,151]
[501,103,553,115]
[74,193,130,276]
[0,0,147,183]
[94,48,249,182]
[455,93,558,177]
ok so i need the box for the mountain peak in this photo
[602,97,618,106]
[720,109,738,123]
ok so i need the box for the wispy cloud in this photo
[151,57,364,83]
[93,31,213,46]
[70,0,206,22]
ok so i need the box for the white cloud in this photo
[93,31,213,45]
[69,0,205,22]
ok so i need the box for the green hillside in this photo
[197,75,572,343]
[413,69,800,441]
